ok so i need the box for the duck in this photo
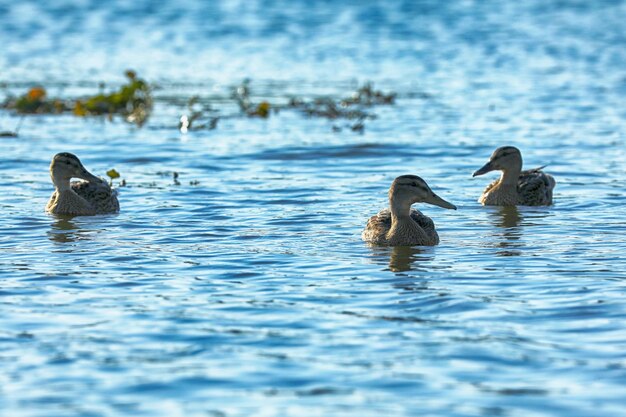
[473,146,555,206]
[362,175,457,246]
[46,152,120,216]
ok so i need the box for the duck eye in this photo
[411,182,417,187]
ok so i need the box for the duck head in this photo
[389,175,457,212]
[473,146,523,177]
[50,152,102,190]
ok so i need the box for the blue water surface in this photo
[1,1,626,416]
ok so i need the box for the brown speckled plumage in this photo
[71,180,120,213]
[474,146,555,206]
[362,175,456,247]
[46,152,120,216]
[363,208,439,246]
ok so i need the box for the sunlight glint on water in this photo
[1,1,626,416]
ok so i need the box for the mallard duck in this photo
[362,175,456,246]
[46,152,119,216]
[473,146,555,206]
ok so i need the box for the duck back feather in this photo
[362,208,439,246]
[71,180,120,214]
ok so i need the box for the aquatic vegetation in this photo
[106,168,121,185]
[4,86,69,114]
[283,83,395,132]
[350,117,365,133]
[250,101,271,118]
[179,96,219,132]
[0,116,23,137]
[2,71,151,126]
[106,169,120,180]
[229,79,394,123]
[74,71,152,126]
[232,80,273,118]
[288,83,394,120]
[232,78,252,113]
[290,97,372,120]
[331,117,367,134]
[341,82,396,106]
[1,77,396,133]
[105,168,127,188]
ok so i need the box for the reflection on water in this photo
[2,1,626,416]
[488,206,523,256]
[47,216,83,243]
[388,246,434,272]
[491,206,522,229]
[367,245,435,273]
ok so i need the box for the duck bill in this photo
[426,192,457,210]
[473,161,495,177]
[76,167,102,183]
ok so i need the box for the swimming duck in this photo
[473,146,555,206]
[362,175,456,246]
[46,152,120,216]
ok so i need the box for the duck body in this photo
[46,189,97,216]
[363,208,439,246]
[45,152,120,216]
[478,167,555,206]
[47,181,119,215]
[474,146,555,206]
[71,179,120,213]
[362,175,456,247]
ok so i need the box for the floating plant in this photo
[2,71,152,126]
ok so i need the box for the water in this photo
[1,1,626,416]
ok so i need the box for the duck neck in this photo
[386,195,428,245]
[51,172,72,192]
[500,165,521,186]
[389,196,413,224]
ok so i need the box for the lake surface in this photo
[1,1,626,416]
